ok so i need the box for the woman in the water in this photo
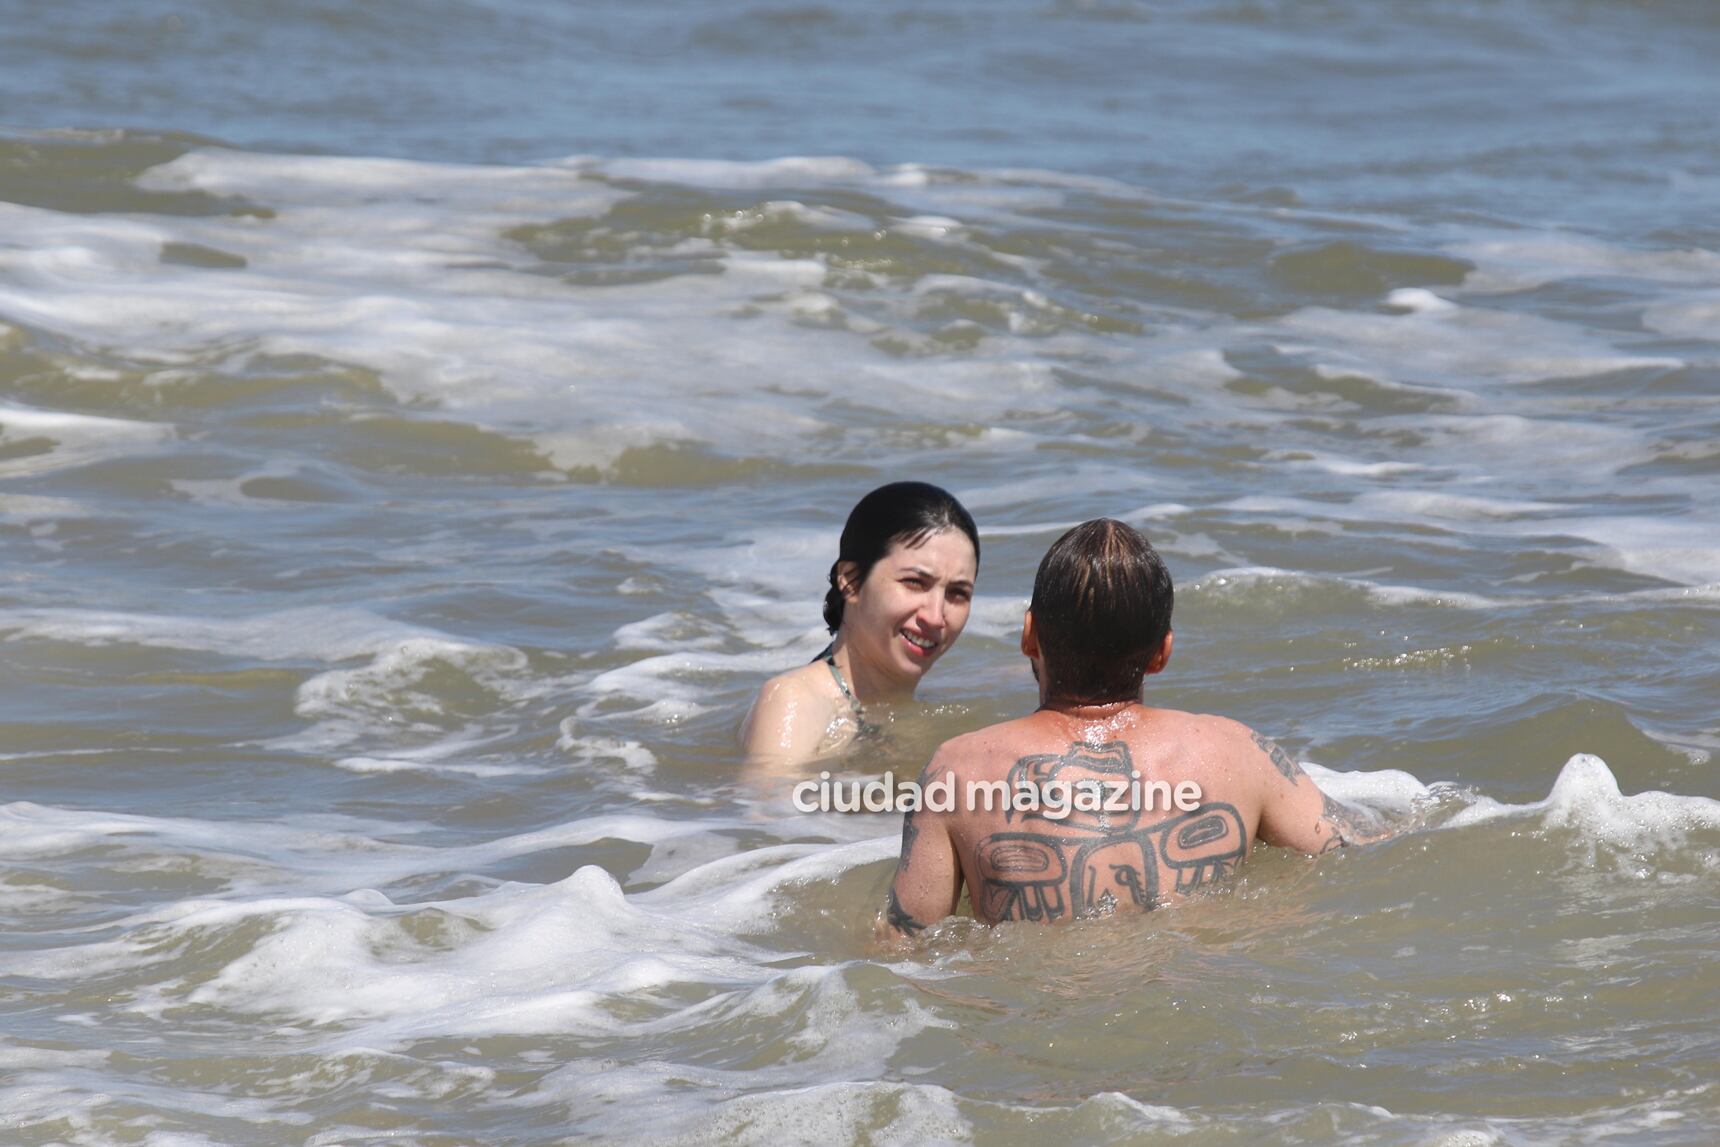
[742,481,980,771]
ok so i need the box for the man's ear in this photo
[1145,630,1173,676]
[835,560,861,603]
[1020,609,1039,659]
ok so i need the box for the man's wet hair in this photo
[1030,519,1173,704]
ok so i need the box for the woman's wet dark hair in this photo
[823,482,980,633]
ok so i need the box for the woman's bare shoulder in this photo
[740,662,840,758]
[752,661,831,706]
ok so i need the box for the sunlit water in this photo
[0,1,1717,1143]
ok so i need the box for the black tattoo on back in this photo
[973,741,1247,924]
[1004,741,1136,831]
[1252,731,1303,786]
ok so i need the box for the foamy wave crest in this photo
[0,401,174,478]
[1443,754,1720,872]
[0,605,552,766]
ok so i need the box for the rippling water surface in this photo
[1,2,1717,1144]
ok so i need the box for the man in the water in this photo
[882,519,1386,937]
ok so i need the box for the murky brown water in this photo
[1,2,1718,1142]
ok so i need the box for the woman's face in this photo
[840,529,978,688]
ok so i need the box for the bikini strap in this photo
[823,653,881,736]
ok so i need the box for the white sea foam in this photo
[1385,287,1458,314]
[1450,234,1720,294]
[0,400,174,477]
[632,524,836,601]
[0,149,1142,475]
[2,746,1710,1145]
[708,1084,970,1147]
[1187,565,1502,610]
[0,800,744,895]
[960,594,1031,642]
[1443,754,1720,859]
[0,604,431,661]
[1274,301,1682,387]
[332,741,542,778]
[168,459,342,507]
[0,148,1311,486]
[1481,512,1720,587]
[0,155,823,466]
[0,604,562,761]
[289,636,532,751]
[174,867,775,1034]
[1273,449,1429,478]
[0,1069,312,1138]
[1356,490,1565,521]
[2,811,905,1077]
[0,493,87,521]
[1212,482,1719,586]
[1382,412,1661,488]
[594,155,880,188]
[1641,294,1720,341]
[1303,762,1436,818]
[525,966,962,1142]
[1272,754,1719,878]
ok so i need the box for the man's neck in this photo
[1036,695,1143,718]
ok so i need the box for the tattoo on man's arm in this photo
[886,887,927,936]
[1252,731,1303,786]
[1317,790,1376,851]
[896,758,946,873]
[897,809,921,872]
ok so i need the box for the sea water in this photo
[0,1,1716,1143]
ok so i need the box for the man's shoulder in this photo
[924,716,1046,777]
[927,719,1032,759]
[1145,707,1258,745]
[932,710,1254,753]
[923,710,1265,783]
[1147,711,1292,796]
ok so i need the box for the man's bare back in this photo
[886,702,1382,934]
[881,518,1388,938]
